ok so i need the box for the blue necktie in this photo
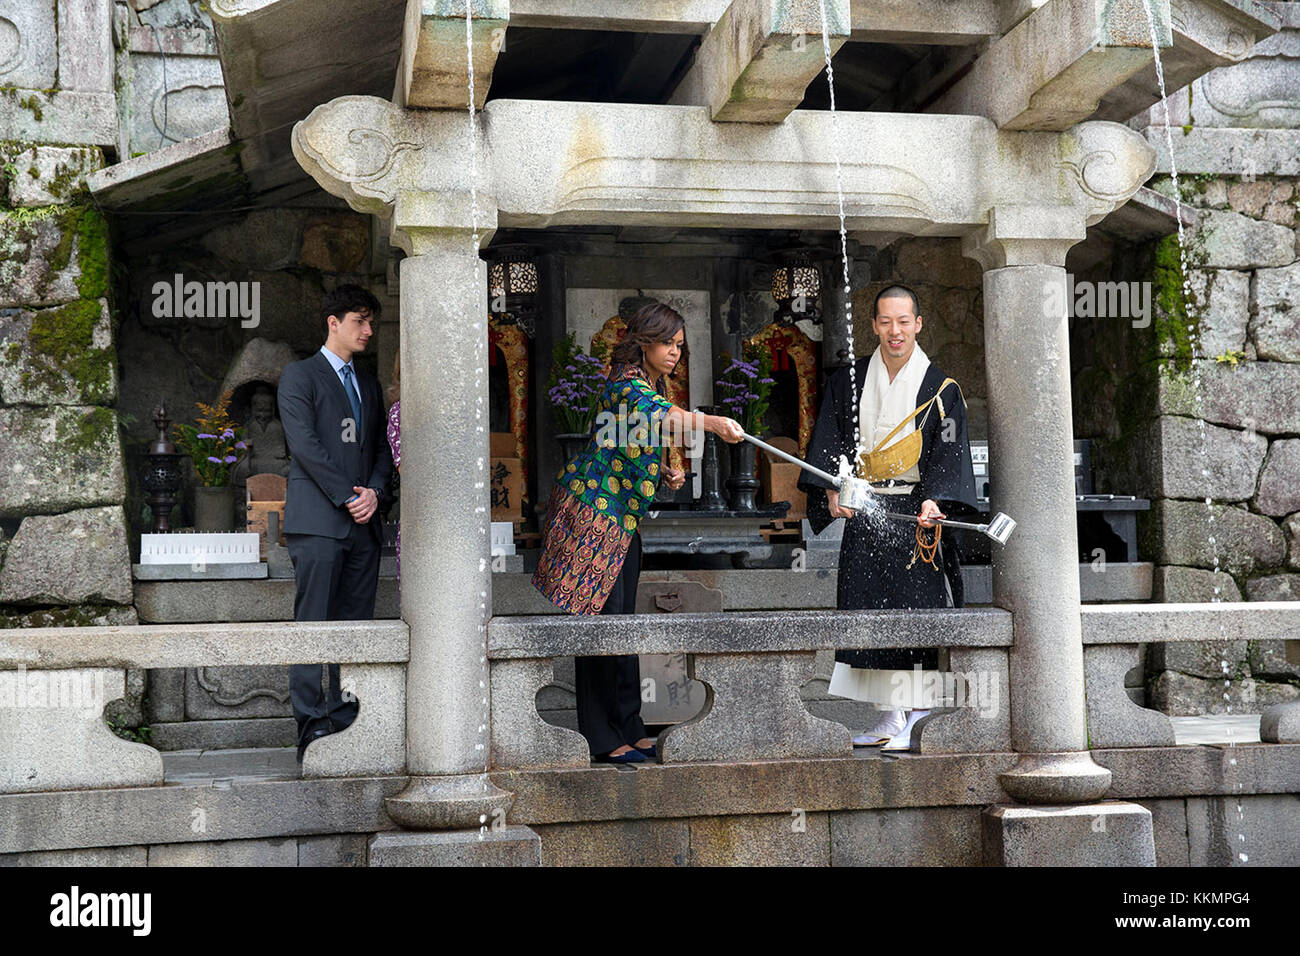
[341,365,363,433]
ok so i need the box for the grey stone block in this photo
[1248,640,1300,681]
[1183,268,1250,359]
[1152,565,1241,602]
[830,806,983,866]
[297,834,367,867]
[1260,701,1300,743]
[533,819,689,866]
[1084,644,1176,748]
[982,802,1156,867]
[657,652,852,762]
[4,146,104,206]
[0,299,116,405]
[1144,500,1284,575]
[1198,209,1294,269]
[367,827,541,867]
[302,663,405,778]
[184,665,291,720]
[690,812,830,866]
[0,667,163,794]
[1186,795,1300,866]
[148,837,298,867]
[1147,639,1248,680]
[490,658,588,770]
[1134,798,1190,867]
[1151,416,1266,502]
[1,1,57,88]
[0,775,405,855]
[1254,440,1300,516]
[0,506,132,605]
[0,845,146,867]
[1245,572,1300,602]
[1148,670,1298,716]
[912,646,1012,753]
[0,407,125,518]
[1252,263,1300,364]
[149,717,297,751]
[1158,360,1300,434]
[144,668,186,723]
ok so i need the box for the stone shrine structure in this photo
[0,0,1298,866]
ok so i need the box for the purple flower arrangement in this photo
[547,334,608,434]
[173,391,248,487]
[715,346,775,436]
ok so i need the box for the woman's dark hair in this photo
[321,283,382,336]
[609,302,686,369]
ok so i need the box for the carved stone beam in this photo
[668,0,851,122]
[934,0,1174,130]
[397,0,510,110]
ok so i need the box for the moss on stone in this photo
[72,204,109,299]
[19,299,113,401]
[52,405,118,458]
[17,94,42,122]
[1151,235,1203,372]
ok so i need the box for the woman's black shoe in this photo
[593,749,647,764]
[634,745,657,760]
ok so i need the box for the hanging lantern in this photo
[486,244,540,336]
[771,251,821,325]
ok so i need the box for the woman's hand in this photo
[709,414,745,444]
[918,498,945,528]
[663,466,686,490]
[828,488,855,520]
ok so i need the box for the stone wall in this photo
[1129,7,1300,714]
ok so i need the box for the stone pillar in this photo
[291,95,515,834]
[964,207,1112,804]
[381,232,513,829]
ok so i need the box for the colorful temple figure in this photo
[533,303,745,763]
[798,284,978,751]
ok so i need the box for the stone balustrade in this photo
[2,603,1297,793]
[0,621,409,792]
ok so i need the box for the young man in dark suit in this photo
[278,284,394,762]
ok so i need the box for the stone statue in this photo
[234,385,290,486]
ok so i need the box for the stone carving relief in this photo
[1056,121,1158,224]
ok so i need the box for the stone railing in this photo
[2,603,1297,793]
[0,621,408,793]
[1081,602,1300,748]
[487,608,1015,769]
[488,603,1300,771]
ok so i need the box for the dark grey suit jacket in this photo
[278,350,394,540]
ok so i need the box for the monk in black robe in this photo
[798,284,978,748]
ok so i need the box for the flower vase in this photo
[555,432,589,465]
[726,441,760,513]
[194,485,236,532]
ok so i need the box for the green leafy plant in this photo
[1214,349,1247,368]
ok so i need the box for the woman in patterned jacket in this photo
[533,303,744,763]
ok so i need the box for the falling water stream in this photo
[463,1,494,843]
[1140,0,1246,864]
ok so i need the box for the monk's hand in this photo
[828,489,855,520]
[919,498,945,528]
[347,486,378,523]
[664,466,686,490]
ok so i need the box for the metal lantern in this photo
[141,401,186,533]
[486,245,540,335]
[771,251,822,324]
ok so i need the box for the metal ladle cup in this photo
[739,431,1015,545]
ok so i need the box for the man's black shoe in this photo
[296,725,332,764]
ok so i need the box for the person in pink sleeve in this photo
[386,351,402,585]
